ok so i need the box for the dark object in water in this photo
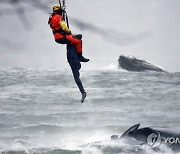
[118,55,166,72]
[119,124,180,151]
[83,124,180,152]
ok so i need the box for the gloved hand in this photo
[66,30,72,35]
[74,34,82,40]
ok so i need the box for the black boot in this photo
[81,92,87,103]
[78,53,89,62]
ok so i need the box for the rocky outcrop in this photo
[118,55,166,72]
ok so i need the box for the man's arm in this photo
[60,21,71,34]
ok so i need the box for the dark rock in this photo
[118,55,166,72]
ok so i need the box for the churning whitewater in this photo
[0,68,180,154]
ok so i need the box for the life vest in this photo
[48,13,64,40]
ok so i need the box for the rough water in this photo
[0,67,180,154]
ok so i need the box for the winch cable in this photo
[58,0,69,28]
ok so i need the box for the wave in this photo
[13,123,73,133]
[13,123,119,133]
[1,143,179,154]
[1,149,81,154]
[0,67,73,88]
[0,67,180,154]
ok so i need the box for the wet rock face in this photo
[118,55,166,72]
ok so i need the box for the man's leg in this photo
[66,35,82,53]
[67,43,87,103]
[71,68,85,94]
[70,64,87,103]
[66,35,89,62]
